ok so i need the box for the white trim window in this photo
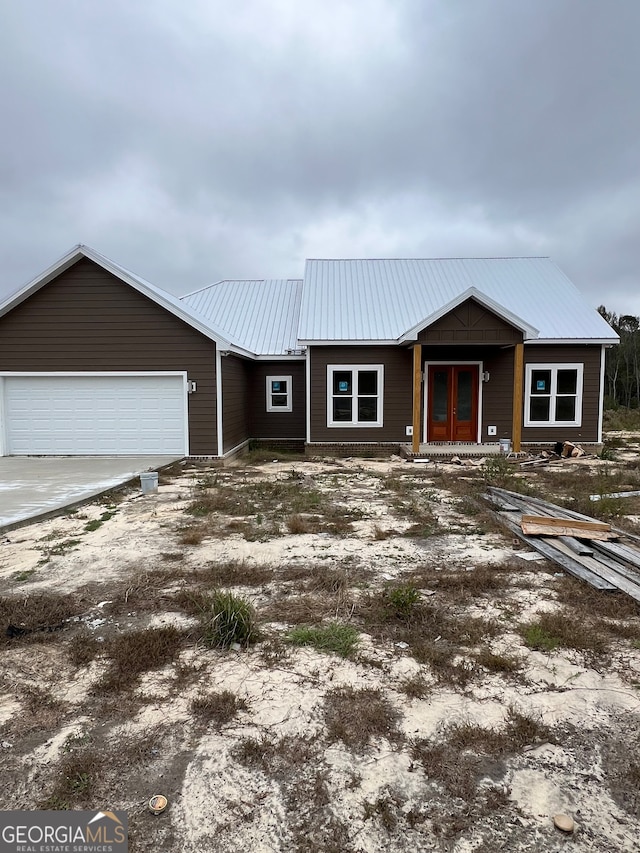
[524,363,583,427]
[327,365,383,427]
[266,375,292,412]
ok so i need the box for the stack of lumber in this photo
[484,486,640,602]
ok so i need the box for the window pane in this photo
[271,394,288,407]
[333,371,352,395]
[333,398,352,421]
[555,396,576,421]
[271,380,287,394]
[358,397,377,422]
[529,397,550,422]
[358,370,378,395]
[557,370,577,395]
[531,370,551,394]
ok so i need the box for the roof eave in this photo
[297,339,399,346]
[527,337,620,346]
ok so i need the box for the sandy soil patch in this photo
[1,443,640,851]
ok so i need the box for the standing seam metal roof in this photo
[297,258,617,341]
[182,279,304,356]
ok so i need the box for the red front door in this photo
[427,365,479,442]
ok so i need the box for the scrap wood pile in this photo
[519,441,589,469]
[484,486,640,603]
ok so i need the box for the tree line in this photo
[598,306,640,409]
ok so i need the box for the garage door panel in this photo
[4,375,187,455]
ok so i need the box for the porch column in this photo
[412,344,421,453]
[512,342,524,452]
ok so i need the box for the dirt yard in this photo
[2,438,640,852]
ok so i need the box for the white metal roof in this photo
[298,258,618,343]
[182,279,304,356]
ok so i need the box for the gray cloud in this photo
[0,0,638,317]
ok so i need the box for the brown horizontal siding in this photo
[521,345,602,443]
[418,298,523,345]
[221,355,250,453]
[249,362,306,439]
[0,258,218,455]
[309,346,413,442]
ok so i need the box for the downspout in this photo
[512,343,524,452]
[412,344,421,453]
[216,348,223,457]
[597,344,606,445]
[305,348,311,446]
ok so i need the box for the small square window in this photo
[266,375,292,412]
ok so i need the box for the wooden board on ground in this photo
[520,514,614,540]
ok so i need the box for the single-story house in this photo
[0,245,618,458]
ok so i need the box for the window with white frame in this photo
[524,363,583,427]
[327,365,384,427]
[266,375,292,412]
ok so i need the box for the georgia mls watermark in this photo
[0,811,127,853]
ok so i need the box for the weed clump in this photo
[386,584,420,619]
[200,590,258,649]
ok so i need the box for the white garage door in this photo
[3,374,188,455]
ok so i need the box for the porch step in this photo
[400,442,503,459]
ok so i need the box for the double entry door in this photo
[426,365,479,442]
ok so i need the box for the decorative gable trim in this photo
[397,286,539,343]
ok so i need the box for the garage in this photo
[2,374,188,455]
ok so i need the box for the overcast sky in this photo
[1,0,638,318]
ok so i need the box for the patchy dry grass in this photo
[324,686,401,751]
[520,610,609,656]
[189,690,247,725]
[0,593,82,646]
[97,626,186,693]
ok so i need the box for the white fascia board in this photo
[297,339,398,346]
[526,337,620,345]
[397,286,540,343]
[0,244,256,359]
[254,354,307,361]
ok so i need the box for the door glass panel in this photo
[432,370,448,422]
[456,371,472,421]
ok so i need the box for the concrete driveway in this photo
[0,456,182,531]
